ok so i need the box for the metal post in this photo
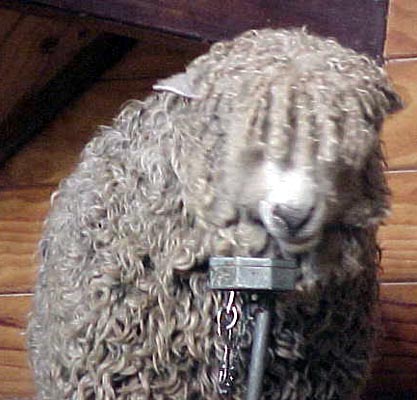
[245,304,271,400]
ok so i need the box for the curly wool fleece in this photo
[28,28,401,399]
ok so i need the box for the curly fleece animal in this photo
[28,28,401,399]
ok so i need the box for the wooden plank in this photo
[16,0,389,62]
[0,79,152,188]
[379,172,417,282]
[0,33,136,165]
[0,11,98,166]
[366,283,417,395]
[103,33,208,80]
[0,295,35,399]
[0,187,52,294]
[0,12,97,122]
[385,0,417,59]
[383,60,417,171]
[0,286,416,398]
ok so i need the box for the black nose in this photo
[272,204,315,234]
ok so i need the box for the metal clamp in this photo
[209,256,299,291]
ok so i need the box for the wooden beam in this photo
[13,0,388,61]
[0,11,98,122]
[379,172,417,282]
[0,33,136,165]
[0,10,99,164]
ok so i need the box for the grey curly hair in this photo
[28,28,401,399]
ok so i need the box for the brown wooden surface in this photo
[0,187,51,294]
[1,34,136,164]
[0,8,96,165]
[102,34,207,80]
[383,59,417,171]
[379,172,417,283]
[368,284,417,394]
[0,295,35,398]
[385,0,417,59]
[16,0,388,62]
[0,10,96,121]
[0,7,139,166]
[0,81,149,188]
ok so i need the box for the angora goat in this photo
[28,28,401,399]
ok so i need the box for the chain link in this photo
[216,290,239,396]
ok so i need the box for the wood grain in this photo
[382,60,417,170]
[0,295,35,399]
[20,0,389,62]
[0,79,152,188]
[379,172,417,282]
[103,34,208,80]
[385,0,417,59]
[0,11,101,166]
[0,187,52,294]
[0,33,136,165]
[0,12,96,121]
[367,283,417,394]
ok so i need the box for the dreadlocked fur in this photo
[28,28,401,399]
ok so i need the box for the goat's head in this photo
[155,29,402,258]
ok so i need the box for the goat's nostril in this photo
[272,204,315,234]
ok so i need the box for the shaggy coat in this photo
[28,28,401,399]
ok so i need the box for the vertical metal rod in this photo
[245,305,271,400]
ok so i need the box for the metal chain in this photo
[216,290,239,396]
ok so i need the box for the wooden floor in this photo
[1,1,417,398]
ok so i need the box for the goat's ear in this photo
[343,145,391,228]
[342,82,401,227]
[153,72,201,99]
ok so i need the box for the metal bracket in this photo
[209,256,299,291]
